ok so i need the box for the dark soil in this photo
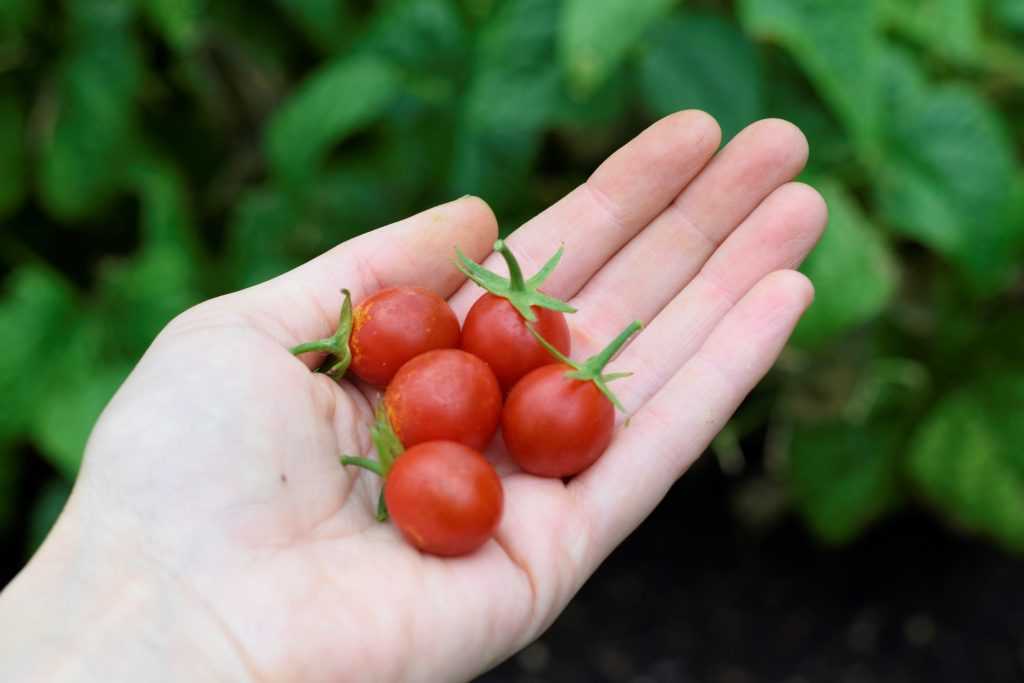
[480,456,1024,683]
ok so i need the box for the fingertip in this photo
[444,195,498,265]
[661,109,723,153]
[737,118,810,175]
[766,269,815,311]
[784,182,829,233]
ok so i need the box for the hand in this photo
[0,112,826,682]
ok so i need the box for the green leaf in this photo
[37,27,143,219]
[0,268,77,443]
[553,66,630,128]
[881,0,981,64]
[0,92,25,217]
[763,53,852,173]
[228,188,302,287]
[273,0,353,52]
[450,0,560,208]
[29,479,72,552]
[359,0,468,78]
[993,0,1024,32]
[0,0,40,35]
[876,50,1018,292]
[639,12,762,140]
[130,161,200,251]
[895,0,982,59]
[793,180,897,347]
[139,0,203,50]
[789,418,905,544]
[909,375,1024,550]
[96,245,202,358]
[739,0,881,155]
[30,324,131,480]
[266,56,403,186]
[561,0,676,96]
[469,0,561,130]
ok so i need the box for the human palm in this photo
[7,113,826,682]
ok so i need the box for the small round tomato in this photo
[457,240,575,390]
[462,295,571,392]
[501,320,643,478]
[349,286,460,386]
[502,364,614,477]
[384,440,503,556]
[385,349,502,450]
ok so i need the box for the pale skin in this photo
[0,112,827,682]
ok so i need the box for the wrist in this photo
[0,493,259,682]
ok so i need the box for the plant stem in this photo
[572,320,643,380]
[339,456,385,476]
[494,239,527,291]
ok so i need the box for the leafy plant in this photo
[1,0,1022,566]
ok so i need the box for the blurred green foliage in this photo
[1,0,1023,564]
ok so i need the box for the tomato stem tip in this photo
[454,242,577,322]
[289,289,354,379]
[530,320,643,413]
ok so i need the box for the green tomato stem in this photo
[339,406,403,523]
[371,405,403,472]
[454,241,576,323]
[339,456,385,476]
[572,320,643,379]
[289,289,354,378]
[531,320,643,413]
[494,239,527,292]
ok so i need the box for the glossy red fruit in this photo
[384,440,504,556]
[501,321,642,478]
[462,295,571,391]
[385,349,502,451]
[502,364,614,477]
[349,287,460,386]
[457,239,575,391]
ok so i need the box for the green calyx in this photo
[339,405,404,521]
[529,320,643,412]
[456,239,577,322]
[289,289,354,380]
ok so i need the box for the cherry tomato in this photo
[385,349,502,450]
[456,240,575,391]
[349,286,460,386]
[461,294,571,392]
[384,440,503,556]
[501,364,615,477]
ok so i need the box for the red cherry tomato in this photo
[501,364,615,477]
[349,287,460,386]
[461,294,571,391]
[384,440,503,556]
[385,349,502,450]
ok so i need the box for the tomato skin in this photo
[501,364,614,477]
[385,349,502,451]
[349,287,460,386]
[461,293,572,392]
[385,441,503,556]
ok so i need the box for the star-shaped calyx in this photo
[456,239,577,322]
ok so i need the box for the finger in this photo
[192,196,497,349]
[572,270,814,566]
[569,119,809,349]
[605,181,826,401]
[448,110,722,316]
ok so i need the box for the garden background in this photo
[2,0,1023,680]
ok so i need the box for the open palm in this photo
[20,112,825,682]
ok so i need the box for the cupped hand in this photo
[0,112,826,682]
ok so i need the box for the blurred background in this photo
[2,0,1023,680]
